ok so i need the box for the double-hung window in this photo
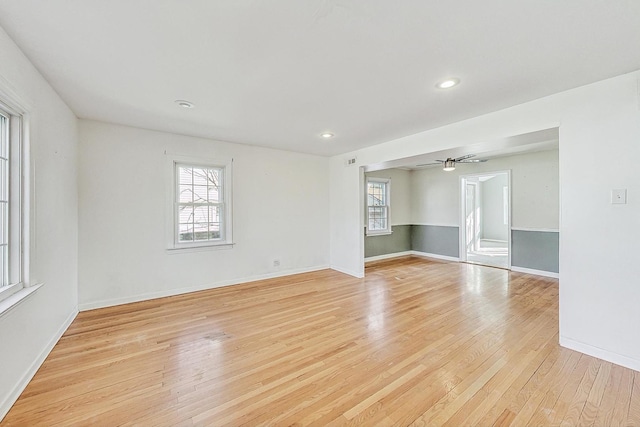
[366,177,391,235]
[168,156,233,250]
[0,98,31,311]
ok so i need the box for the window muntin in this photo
[366,178,391,235]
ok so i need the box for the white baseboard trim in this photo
[411,251,460,262]
[330,265,364,279]
[560,336,640,372]
[1,308,78,421]
[365,251,413,263]
[510,266,559,279]
[79,265,330,311]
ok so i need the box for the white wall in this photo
[330,70,640,371]
[410,150,559,230]
[365,168,411,226]
[78,120,330,309]
[481,174,509,241]
[0,27,78,417]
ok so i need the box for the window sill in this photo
[366,231,393,237]
[167,242,235,254]
[0,283,43,319]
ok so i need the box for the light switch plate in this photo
[611,189,627,204]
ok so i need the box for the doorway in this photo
[460,171,510,269]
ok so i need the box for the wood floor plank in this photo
[1,256,639,426]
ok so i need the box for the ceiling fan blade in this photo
[416,163,440,167]
[458,159,488,163]
[455,154,476,161]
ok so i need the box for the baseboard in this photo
[510,266,559,278]
[410,251,460,262]
[330,265,364,279]
[560,336,640,372]
[1,308,78,421]
[364,251,413,263]
[79,265,330,311]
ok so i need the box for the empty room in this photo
[1,1,640,425]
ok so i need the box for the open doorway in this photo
[460,171,510,269]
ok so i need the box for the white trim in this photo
[411,250,460,262]
[0,308,77,421]
[79,265,330,311]
[511,227,559,233]
[365,251,413,262]
[459,170,512,269]
[165,153,234,250]
[411,223,459,228]
[560,336,640,372]
[510,266,559,278]
[331,264,364,279]
[365,176,391,236]
[0,283,42,318]
[365,230,393,237]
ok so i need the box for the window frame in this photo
[366,177,392,236]
[166,154,233,251]
[0,94,33,310]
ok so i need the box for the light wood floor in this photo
[2,256,639,426]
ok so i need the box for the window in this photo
[167,156,233,250]
[0,98,30,308]
[0,109,9,287]
[366,177,391,235]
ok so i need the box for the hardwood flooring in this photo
[2,256,639,426]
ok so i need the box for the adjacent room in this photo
[1,1,640,425]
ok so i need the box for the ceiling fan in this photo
[417,154,487,171]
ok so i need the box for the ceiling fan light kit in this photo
[443,159,456,171]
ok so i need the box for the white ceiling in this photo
[0,1,639,156]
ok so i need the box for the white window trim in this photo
[0,84,37,315]
[366,177,392,236]
[165,153,234,251]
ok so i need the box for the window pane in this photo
[208,206,220,223]
[193,206,208,223]
[179,185,193,203]
[178,166,192,185]
[0,202,6,244]
[178,205,194,224]
[192,168,208,186]
[193,185,208,203]
[208,185,220,202]
[178,223,194,242]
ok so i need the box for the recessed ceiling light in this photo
[321,132,334,139]
[175,100,195,109]
[436,78,460,89]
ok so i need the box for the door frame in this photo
[459,170,512,269]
